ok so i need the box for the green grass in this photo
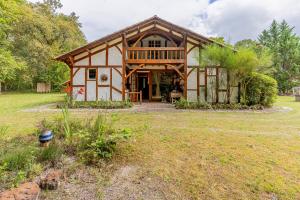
[0,92,64,139]
[0,93,300,199]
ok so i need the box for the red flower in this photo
[64,86,72,95]
[78,87,85,95]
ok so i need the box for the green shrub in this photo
[1,147,37,171]
[175,98,212,109]
[37,114,132,164]
[78,115,132,163]
[244,72,278,106]
[175,99,264,110]
[37,142,63,166]
[58,100,133,109]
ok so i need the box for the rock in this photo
[0,182,40,200]
[39,170,63,190]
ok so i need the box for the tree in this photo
[235,39,273,75]
[200,44,259,103]
[258,20,300,93]
[0,0,86,91]
[0,49,25,92]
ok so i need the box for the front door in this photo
[137,75,149,100]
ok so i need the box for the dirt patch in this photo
[39,162,101,200]
[102,165,184,200]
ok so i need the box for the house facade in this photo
[56,16,239,103]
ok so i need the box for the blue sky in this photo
[29,0,300,44]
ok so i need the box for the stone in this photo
[39,170,62,190]
[0,182,40,200]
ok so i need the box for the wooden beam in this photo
[125,64,145,80]
[216,67,219,103]
[227,69,230,103]
[183,33,188,98]
[205,67,207,101]
[197,67,200,98]
[166,64,184,80]
[106,44,112,101]
[122,34,126,100]
[132,32,147,47]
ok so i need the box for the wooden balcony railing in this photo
[126,47,185,64]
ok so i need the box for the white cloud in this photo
[202,0,300,43]
[28,0,300,44]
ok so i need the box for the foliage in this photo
[175,98,264,110]
[0,145,38,188]
[0,49,26,85]
[200,44,236,69]
[37,142,63,166]
[78,115,132,162]
[259,20,300,93]
[37,113,132,164]
[0,0,86,91]
[61,104,72,140]
[175,98,212,109]
[235,39,273,74]
[200,44,263,104]
[63,100,133,109]
[1,147,37,171]
[244,72,278,107]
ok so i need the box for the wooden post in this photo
[205,67,208,102]
[183,34,187,99]
[122,34,126,101]
[140,90,142,104]
[227,69,230,104]
[69,56,74,100]
[216,67,219,103]
[197,47,201,99]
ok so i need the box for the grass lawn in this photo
[1,93,300,199]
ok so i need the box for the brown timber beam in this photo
[183,33,187,98]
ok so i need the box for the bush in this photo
[78,115,132,163]
[37,142,63,166]
[175,98,264,110]
[175,98,212,109]
[59,100,133,109]
[0,146,38,188]
[1,147,37,171]
[244,72,278,107]
[38,114,132,164]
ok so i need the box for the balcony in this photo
[126,47,185,64]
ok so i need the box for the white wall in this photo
[98,87,110,100]
[86,81,97,101]
[108,46,122,65]
[91,51,106,65]
[73,68,85,85]
[140,35,170,47]
[74,57,89,66]
[187,46,199,66]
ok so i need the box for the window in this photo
[148,40,161,47]
[88,69,96,80]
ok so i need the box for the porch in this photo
[125,69,184,103]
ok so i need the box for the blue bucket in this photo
[39,130,53,143]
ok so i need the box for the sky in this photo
[29,0,300,44]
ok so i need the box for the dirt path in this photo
[102,165,184,200]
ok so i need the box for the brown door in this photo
[137,74,149,100]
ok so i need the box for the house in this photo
[55,16,239,103]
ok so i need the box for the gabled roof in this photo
[55,15,219,62]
